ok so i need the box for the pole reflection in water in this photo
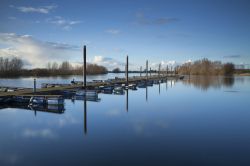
[84,99,87,135]
[126,89,128,112]
[146,86,148,102]
[166,80,168,91]
[159,83,161,94]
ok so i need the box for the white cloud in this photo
[47,16,82,30]
[105,29,120,35]
[150,60,177,69]
[185,59,192,63]
[22,128,56,139]
[11,5,57,14]
[0,33,80,68]
[92,56,125,70]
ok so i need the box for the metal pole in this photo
[166,66,168,76]
[140,66,142,77]
[158,63,161,78]
[33,78,36,93]
[83,45,87,90]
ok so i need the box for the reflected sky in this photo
[0,76,250,165]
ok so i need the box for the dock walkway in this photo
[0,75,178,97]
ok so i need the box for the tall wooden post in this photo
[158,63,161,78]
[83,45,87,89]
[140,66,142,77]
[126,55,128,85]
[150,67,151,76]
[166,66,168,76]
[146,60,148,80]
[33,78,36,93]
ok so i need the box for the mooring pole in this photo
[83,45,87,90]
[33,78,36,93]
[150,67,151,76]
[140,66,142,77]
[166,66,168,76]
[158,63,161,78]
[126,55,129,85]
[146,60,148,80]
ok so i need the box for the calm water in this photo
[0,76,250,166]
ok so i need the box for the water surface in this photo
[0,76,250,166]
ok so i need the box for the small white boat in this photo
[47,97,64,105]
[29,96,46,105]
[75,90,98,97]
[113,86,124,94]
[128,84,137,90]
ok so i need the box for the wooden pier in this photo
[0,45,181,100]
[0,75,179,98]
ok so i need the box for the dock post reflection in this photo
[159,83,161,94]
[84,99,87,135]
[146,86,148,102]
[126,89,128,112]
[166,80,168,91]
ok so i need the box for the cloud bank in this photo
[0,33,80,68]
[92,56,125,70]
[10,5,57,14]
[46,16,82,30]
[105,29,120,35]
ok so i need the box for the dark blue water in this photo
[0,76,250,166]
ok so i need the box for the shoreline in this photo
[235,73,250,76]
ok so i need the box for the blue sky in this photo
[0,0,250,69]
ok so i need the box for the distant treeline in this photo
[177,58,235,76]
[0,57,108,77]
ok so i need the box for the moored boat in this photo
[12,96,30,103]
[75,90,98,97]
[47,97,64,105]
[29,96,46,105]
[179,75,184,80]
[113,86,124,95]
[101,86,114,94]
[137,82,146,88]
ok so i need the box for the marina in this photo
[0,46,182,107]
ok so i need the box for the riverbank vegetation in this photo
[0,57,108,77]
[177,58,236,76]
